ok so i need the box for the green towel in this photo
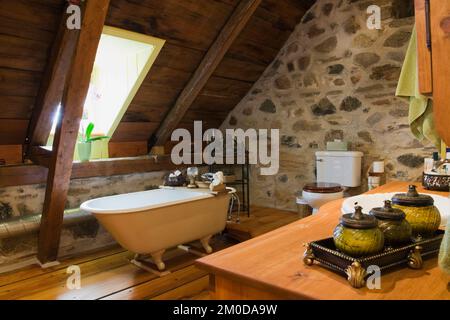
[395,26,442,150]
[397,27,450,274]
[439,219,450,274]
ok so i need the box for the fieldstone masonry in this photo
[222,0,433,211]
[0,171,167,265]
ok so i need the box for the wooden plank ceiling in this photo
[0,0,314,158]
[0,0,63,153]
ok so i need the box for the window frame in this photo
[101,26,165,139]
[47,26,165,161]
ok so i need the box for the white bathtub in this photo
[80,188,232,270]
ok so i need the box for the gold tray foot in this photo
[303,243,315,266]
[407,245,423,269]
[346,262,367,289]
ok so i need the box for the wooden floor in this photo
[0,207,299,300]
[226,206,300,241]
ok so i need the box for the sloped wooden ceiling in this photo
[108,0,315,144]
[0,0,63,146]
[0,0,315,155]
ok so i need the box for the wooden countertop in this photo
[196,182,450,299]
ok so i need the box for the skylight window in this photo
[48,27,165,159]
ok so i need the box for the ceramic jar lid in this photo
[340,206,378,229]
[369,200,406,220]
[392,185,434,207]
[303,182,343,194]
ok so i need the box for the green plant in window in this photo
[78,122,109,162]
[80,122,109,143]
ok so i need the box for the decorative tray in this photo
[303,230,444,288]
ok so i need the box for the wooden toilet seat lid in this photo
[303,182,343,194]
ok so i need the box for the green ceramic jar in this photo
[369,200,412,245]
[333,206,385,257]
[391,185,441,237]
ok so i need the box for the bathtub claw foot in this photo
[151,250,166,271]
[200,235,213,254]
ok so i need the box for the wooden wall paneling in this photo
[1,96,35,119]
[215,56,267,82]
[70,155,176,179]
[257,0,309,30]
[0,16,55,44]
[0,165,49,188]
[110,122,160,142]
[141,66,193,90]
[0,34,50,72]
[237,15,293,50]
[430,0,450,146]
[26,3,81,152]
[108,141,148,158]
[0,68,41,97]
[152,43,204,73]
[181,110,231,125]
[106,0,235,51]
[150,0,262,147]
[131,84,182,107]
[415,0,433,94]
[0,145,23,165]
[37,0,111,264]
[0,156,181,188]
[225,36,280,66]
[0,119,29,145]
[188,95,243,113]
[201,77,254,99]
[113,66,193,135]
[0,1,62,31]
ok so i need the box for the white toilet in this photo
[300,151,363,213]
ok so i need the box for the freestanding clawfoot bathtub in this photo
[80,188,232,271]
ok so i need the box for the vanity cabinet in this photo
[415,0,450,146]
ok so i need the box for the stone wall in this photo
[0,171,167,266]
[222,0,434,211]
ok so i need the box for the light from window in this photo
[49,32,156,139]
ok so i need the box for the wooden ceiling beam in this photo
[149,0,262,148]
[25,3,81,156]
[0,155,180,188]
[37,0,111,265]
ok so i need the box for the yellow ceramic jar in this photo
[333,206,384,257]
[392,185,441,237]
[369,200,412,245]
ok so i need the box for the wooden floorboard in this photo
[0,207,299,300]
[151,276,210,300]
[102,265,207,300]
[226,206,299,241]
[0,245,125,288]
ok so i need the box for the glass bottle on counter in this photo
[443,148,450,174]
[432,152,442,173]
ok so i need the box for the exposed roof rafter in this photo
[25,3,80,156]
[149,0,262,149]
[37,0,111,264]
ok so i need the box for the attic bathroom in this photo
[0,0,449,302]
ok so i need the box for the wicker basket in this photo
[423,172,450,191]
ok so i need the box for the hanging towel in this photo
[395,26,442,150]
[439,219,450,274]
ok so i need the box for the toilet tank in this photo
[316,151,363,187]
